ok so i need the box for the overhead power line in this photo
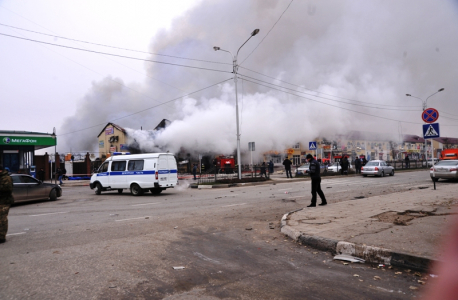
[238,74,419,112]
[0,22,231,66]
[59,78,233,136]
[239,66,419,108]
[241,0,294,65]
[241,77,458,127]
[0,32,233,74]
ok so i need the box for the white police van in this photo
[90,152,178,196]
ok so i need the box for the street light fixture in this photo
[213,28,260,180]
[406,88,444,110]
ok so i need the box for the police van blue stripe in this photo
[97,170,177,176]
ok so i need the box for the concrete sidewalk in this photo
[281,182,458,271]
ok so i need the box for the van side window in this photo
[128,160,144,171]
[99,162,109,173]
[111,161,126,171]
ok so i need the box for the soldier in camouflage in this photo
[0,165,14,243]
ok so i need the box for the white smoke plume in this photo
[59,0,458,161]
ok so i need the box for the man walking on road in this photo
[0,165,14,243]
[283,157,293,178]
[354,157,362,174]
[306,154,327,207]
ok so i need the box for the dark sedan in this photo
[11,174,62,203]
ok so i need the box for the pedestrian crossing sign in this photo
[423,123,440,139]
[309,142,317,150]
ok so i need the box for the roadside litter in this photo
[173,266,185,270]
[333,254,365,263]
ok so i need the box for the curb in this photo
[280,210,435,271]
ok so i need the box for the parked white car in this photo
[296,163,327,175]
[361,160,394,177]
[327,162,353,173]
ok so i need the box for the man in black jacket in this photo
[306,154,327,207]
[282,157,293,178]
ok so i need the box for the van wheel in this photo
[118,189,123,194]
[131,184,143,196]
[150,188,162,195]
[49,189,57,201]
[94,183,102,195]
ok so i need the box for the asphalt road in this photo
[1,170,436,299]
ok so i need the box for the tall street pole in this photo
[406,88,444,163]
[214,29,260,180]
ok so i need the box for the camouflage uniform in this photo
[0,169,14,242]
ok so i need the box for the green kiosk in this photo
[0,131,56,173]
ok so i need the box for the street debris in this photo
[414,272,422,277]
[326,187,332,188]
[145,217,149,219]
[378,264,385,267]
[109,286,117,288]
[246,227,253,230]
[173,266,185,270]
[353,274,360,277]
[373,276,382,280]
[333,254,365,263]
[395,272,402,275]
[430,274,438,278]
[409,286,418,290]
[418,280,426,285]
[354,196,365,199]
[343,263,349,265]
[174,226,178,229]
[418,186,429,189]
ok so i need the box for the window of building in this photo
[293,155,300,165]
[128,160,144,171]
[293,143,300,149]
[111,161,126,171]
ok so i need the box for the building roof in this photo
[433,137,458,144]
[97,123,126,138]
[0,130,55,136]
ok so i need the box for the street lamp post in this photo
[406,88,444,163]
[214,29,260,180]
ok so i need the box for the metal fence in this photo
[197,166,270,184]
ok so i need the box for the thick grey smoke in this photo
[59,0,458,161]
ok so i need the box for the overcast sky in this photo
[1,0,457,157]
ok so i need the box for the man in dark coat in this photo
[192,164,198,180]
[38,168,45,182]
[260,162,267,178]
[306,154,327,207]
[283,157,293,178]
[341,156,349,175]
[354,157,362,174]
[0,165,14,243]
[268,160,274,175]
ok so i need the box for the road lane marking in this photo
[131,202,160,207]
[194,252,221,264]
[222,203,247,207]
[115,216,151,222]
[278,188,292,191]
[29,212,69,217]
[6,232,26,236]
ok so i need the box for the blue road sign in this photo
[423,123,440,139]
[309,142,317,150]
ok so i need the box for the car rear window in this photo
[436,161,458,166]
[128,160,144,171]
[366,162,379,166]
